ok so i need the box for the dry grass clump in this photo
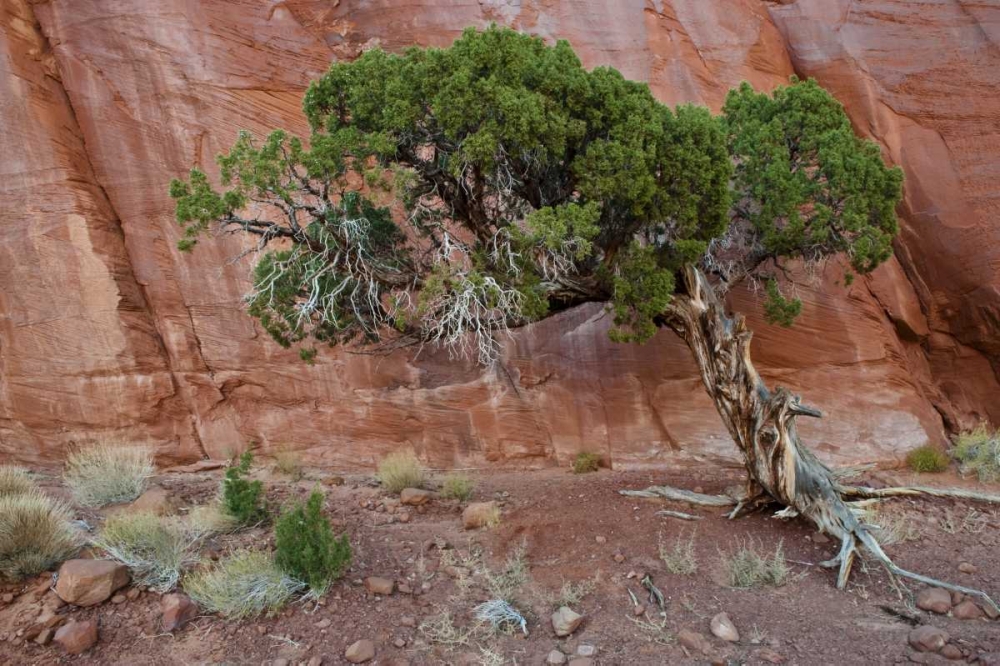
[419,610,485,648]
[863,505,920,545]
[64,442,154,507]
[184,550,304,619]
[572,452,601,474]
[906,445,949,473]
[721,538,789,588]
[954,423,1000,482]
[484,545,529,603]
[377,450,426,493]
[441,474,475,501]
[0,490,81,579]
[92,511,197,591]
[659,531,699,575]
[273,446,304,481]
[0,466,35,497]
[539,577,598,609]
[185,503,241,538]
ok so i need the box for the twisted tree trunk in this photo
[627,266,1000,611]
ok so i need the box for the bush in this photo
[659,532,698,575]
[0,466,35,497]
[184,550,304,619]
[722,538,789,588]
[572,452,601,474]
[906,445,949,473]
[92,511,196,591]
[222,451,266,525]
[377,450,425,494]
[0,490,80,579]
[954,424,1000,482]
[64,442,154,507]
[440,474,474,502]
[274,490,351,594]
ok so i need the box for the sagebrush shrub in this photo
[185,503,240,538]
[0,491,80,579]
[572,452,601,474]
[377,450,425,493]
[274,490,350,593]
[184,550,303,618]
[64,442,154,507]
[0,466,35,497]
[93,511,196,591]
[222,451,266,525]
[954,424,1000,482]
[440,474,474,501]
[659,532,698,575]
[906,445,949,473]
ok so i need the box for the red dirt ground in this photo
[2,464,998,665]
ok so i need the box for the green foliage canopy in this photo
[170,26,902,361]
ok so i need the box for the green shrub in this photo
[722,538,789,588]
[440,474,474,501]
[64,442,154,507]
[572,452,601,474]
[274,490,350,594]
[377,450,425,493]
[93,512,196,591]
[0,490,80,579]
[222,451,266,525]
[906,445,949,473]
[184,550,304,619]
[954,424,1000,482]
[0,466,35,497]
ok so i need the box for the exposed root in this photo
[620,486,735,506]
[838,484,1000,505]
[656,510,702,521]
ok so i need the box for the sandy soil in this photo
[1,464,998,665]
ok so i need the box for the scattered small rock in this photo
[551,606,584,637]
[546,649,567,665]
[1,593,13,604]
[632,604,646,617]
[595,536,607,544]
[568,659,594,666]
[315,619,332,630]
[758,648,786,664]
[940,644,963,660]
[576,644,596,657]
[54,620,98,654]
[400,488,432,505]
[364,577,395,596]
[908,625,948,653]
[916,588,952,615]
[710,612,740,643]
[811,532,830,545]
[952,600,983,620]
[958,562,977,574]
[678,628,713,655]
[393,638,406,648]
[126,587,141,601]
[111,594,126,604]
[462,502,499,529]
[399,616,416,628]
[162,593,198,632]
[613,553,625,563]
[55,560,130,606]
[345,639,376,663]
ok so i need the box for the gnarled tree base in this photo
[632,266,1000,614]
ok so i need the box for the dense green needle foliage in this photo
[169,25,902,362]
[222,452,266,525]
[274,490,351,593]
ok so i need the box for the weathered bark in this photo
[633,266,1000,611]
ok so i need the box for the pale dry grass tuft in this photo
[184,550,304,619]
[0,490,81,579]
[93,511,198,591]
[377,450,426,494]
[64,442,155,507]
[441,474,475,501]
[863,506,920,545]
[185,503,241,538]
[659,531,698,575]
[0,466,35,497]
[721,538,789,588]
[954,423,1000,483]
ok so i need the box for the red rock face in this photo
[1,0,997,470]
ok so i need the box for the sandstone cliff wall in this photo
[1,0,997,470]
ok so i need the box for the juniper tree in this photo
[170,26,1000,607]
